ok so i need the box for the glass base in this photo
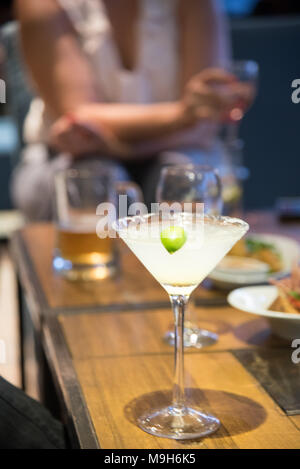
[53,255,117,281]
[164,326,218,349]
[138,405,220,440]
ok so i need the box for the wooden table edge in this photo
[42,315,100,449]
[10,230,49,322]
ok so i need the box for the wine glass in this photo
[225,60,259,142]
[156,164,222,348]
[220,61,258,218]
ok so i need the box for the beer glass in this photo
[53,168,142,281]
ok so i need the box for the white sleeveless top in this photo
[24,0,180,144]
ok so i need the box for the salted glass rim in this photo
[113,212,249,233]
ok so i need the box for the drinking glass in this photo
[114,212,249,439]
[53,168,142,281]
[225,60,259,142]
[156,164,222,348]
[220,61,258,217]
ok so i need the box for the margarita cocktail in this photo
[115,212,249,439]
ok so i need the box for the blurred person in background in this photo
[12,0,251,220]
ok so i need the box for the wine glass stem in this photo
[226,122,239,145]
[170,294,189,410]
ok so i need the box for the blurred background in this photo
[1,0,300,216]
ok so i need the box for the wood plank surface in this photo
[290,415,300,431]
[72,352,300,449]
[59,306,285,361]
[58,305,299,448]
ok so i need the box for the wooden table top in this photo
[42,304,300,449]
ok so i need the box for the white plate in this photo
[228,285,300,340]
[209,233,300,289]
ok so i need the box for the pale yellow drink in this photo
[118,213,248,296]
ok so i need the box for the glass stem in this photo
[226,122,239,146]
[170,294,189,410]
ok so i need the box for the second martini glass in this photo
[115,212,248,439]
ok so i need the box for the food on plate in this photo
[270,265,300,314]
[228,238,282,272]
[216,256,269,273]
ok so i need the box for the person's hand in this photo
[182,68,254,123]
[49,111,130,157]
[49,113,108,157]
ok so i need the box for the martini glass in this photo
[156,164,222,348]
[114,212,248,439]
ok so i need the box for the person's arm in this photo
[50,67,241,157]
[15,0,100,117]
